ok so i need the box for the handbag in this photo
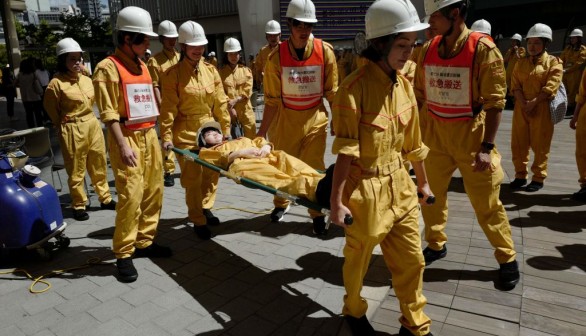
[549,81,567,124]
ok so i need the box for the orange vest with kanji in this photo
[109,56,159,130]
[279,39,325,111]
[423,32,483,121]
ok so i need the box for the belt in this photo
[62,114,94,123]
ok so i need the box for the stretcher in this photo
[172,148,353,227]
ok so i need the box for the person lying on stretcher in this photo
[196,121,332,208]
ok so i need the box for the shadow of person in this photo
[423,266,515,291]
[508,210,586,233]
[526,244,586,272]
[500,189,582,212]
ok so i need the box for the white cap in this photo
[471,19,491,35]
[526,23,552,42]
[286,0,317,23]
[56,37,83,56]
[116,6,157,37]
[570,28,583,37]
[224,38,242,53]
[265,20,281,34]
[511,33,522,41]
[424,0,463,16]
[146,49,151,55]
[208,51,216,57]
[365,0,429,40]
[178,21,208,46]
[158,20,179,38]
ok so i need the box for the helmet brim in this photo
[183,40,209,46]
[162,33,179,38]
[291,17,318,23]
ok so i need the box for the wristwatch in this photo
[481,141,495,151]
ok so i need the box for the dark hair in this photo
[198,127,221,148]
[117,31,147,46]
[361,34,396,62]
[57,54,69,74]
[440,0,469,20]
[19,58,35,74]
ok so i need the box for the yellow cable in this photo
[0,257,111,294]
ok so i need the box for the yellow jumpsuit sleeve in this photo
[93,59,121,123]
[323,42,339,105]
[401,80,429,162]
[476,37,507,111]
[331,70,362,158]
[413,40,431,106]
[211,67,231,135]
[241,67,253,101]
[198,148,228,169]
[43,79,61,125]
[263,49,283,109]
[159,65,180,143]
[147,57,160,88]
[543,56,564,96]
[576,70,586,105]
[252,136,270,149]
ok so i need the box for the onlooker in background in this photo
[560,28,586,116]
[255,20,281,90]
[15,58,44,128]
[207,51,218,67]
[510,23,563,192]
[1,64,18,122]
[504,34,526,107]
[35,58,52,125]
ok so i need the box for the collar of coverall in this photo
[114,48,143,75]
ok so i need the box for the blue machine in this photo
[0,129,69,260]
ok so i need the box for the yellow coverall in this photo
[160,59,230,226]
[93,49,163,259]
[560,44,586,107]
[44,72,113,210]
[219,64,256,139]
[413,28,516,264]
[264,37,338,211]
[208,57,218,68]
[504,46,526,96]
[332,61,431,335]
[511,53,563,183]
[255,44,278,88]
[400,59,417,85]
[199,137,323,201]
[148,48,180,177]
[575,70,586,188]
[351,54,369,72]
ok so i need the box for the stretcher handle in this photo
[344,214,353,225]
[417,192,436,205]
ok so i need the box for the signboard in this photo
[10,0,26,11]
[279,0,374,41]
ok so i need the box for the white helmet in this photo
[178,21,208,46]
[209,51,216,57]
[570,28,583,37]
[265,20,281,34]
[511,33,522,41]
[56,37,83,56]
[224,38,241,53]
[158,20,178,38]
[286,0,317,23]
[424,0,463,16]
[365,0,429,40]
[471,19,491,35]
[526,23,552,42]
[116,6,157,37]
[146,49,151,55]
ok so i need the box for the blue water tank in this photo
[0,164,64,249]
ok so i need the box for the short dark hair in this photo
[56,54,69,74]
[361,34,396,62]
[440,0,469,20]
[117,31,147,46]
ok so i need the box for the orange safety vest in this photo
[279,39,325,111]
[423,32,483,121]
[109,56,159,130]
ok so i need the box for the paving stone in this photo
[121,301,168,327]
[87,297,133,322]
[48,312,99,336]
[54,293,101,317]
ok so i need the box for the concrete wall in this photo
[236,0,279,59]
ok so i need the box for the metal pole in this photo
[1,0,22,73]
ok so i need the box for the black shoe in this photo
[100,200,117,210]
[194,225,212,240]
[525,181,543,192]
[571,187,586,202]
[270,205,290,222]
[134,243,172,258]
[423,245,447,265]
[315,164,335,208]
[164,173,174,187]
[116,258,138,283]
[498,260,520,291]
[509,178,527,190]
[312,216,327,236]
[203,209,220,226]
[73,209,89,221]
[399,325,434,336]
[344,315,375,336]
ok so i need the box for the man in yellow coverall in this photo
[255,20,281,89]
[510,23,563,192]
[219,38,256,139]
[257,0,337,236]
[160,21,230,240]
[414,0,519,290]
[560,28,586,116]
[147,20,180,188]
[44,38,116,222]
[196,121,324,203]
[93,6,171,283]
[570,65,586,201]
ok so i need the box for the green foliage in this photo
[60,13,112,48]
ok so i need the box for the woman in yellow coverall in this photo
[196,121,324,203]
[510,23,563,192]
[504,34,526,102]
[329,1,434,335]
[560,29,586,114]
[93,6,171,283]
[570,65,586,201]
[219,38,256,139]
[44,38,116,221]
[160,21,230,240]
